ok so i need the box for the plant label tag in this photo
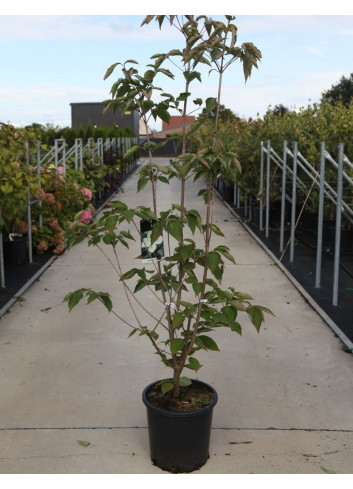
[140,219,164,262]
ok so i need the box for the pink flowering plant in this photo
[63,15,273,400]
[32,167,95,254]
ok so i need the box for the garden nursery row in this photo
[0,123,138,312]
[1,97,353,341]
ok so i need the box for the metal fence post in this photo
[259,141,264,231]
[54,139,58,170]
[333,143,344,306]
[25,141,33,264]
[280,141,287,252]
[62,139,66,177]
[265,140,271,237]
[315,142,326,288]
[290,142,298,262]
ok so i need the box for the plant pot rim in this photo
[142,378,218,417]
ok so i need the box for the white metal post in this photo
[290,142,298,262]
[315,142,326,288]
[280,141,287,252]
[333,143,344,306]
[265,140,270,237]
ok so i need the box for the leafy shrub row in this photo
[0,123,133,257]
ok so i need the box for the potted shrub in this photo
[0,124,40,265]
[63,15,273,473]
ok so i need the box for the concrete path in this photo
[1,158,353,474]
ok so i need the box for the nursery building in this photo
[70,102,139,136]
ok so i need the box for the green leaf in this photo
[172,312,184,329]
[167,219,183,242]
[102,233,114,245]
[120,268,138,280]
[183,70,201,83]
[149,330,159,341]
[257,305,275,316]
[247,306,263,332]
[198,335,220,351]
[206,97,217,113]
[77,440,91,447]
[86,292,98,304]
[321,465,336,474]
[124,144,139,159]
[134,279,147,293]
[222,306,237,322]
[170,338,185,353]
[161,381,174,394]
[192,282,203,295]
[137,177,149,192]
[121,209,135,223]
[215,245,236,264]
[156,108,170,123]
[181,243,194,261]
[230,322,242,335]
[104,62,119,80]
[177,92,191,101]
[208,251,221,272]
[150,219,164,245]
[135,206,158,221]
[210,223,225,237]
[104,215,119,230]
[158,176,169,184]
[187,209,202,234]
[158,68,174,79]
[64,290,84,311]
[99,293,112,312]
[179,377,192,387]
[187,357,202,372]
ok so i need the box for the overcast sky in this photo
[1,2,352,130]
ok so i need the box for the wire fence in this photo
[216,140,353,307]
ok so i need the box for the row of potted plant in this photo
[0,123,135,266]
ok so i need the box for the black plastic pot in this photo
[3,237,28,266]
[222,182,234,203]
[142,379,218,473]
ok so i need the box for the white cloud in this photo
[0,15,179,43]
[237,15,353,35]
[0,84,109,127]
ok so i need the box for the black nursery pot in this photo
[142,379,218,473]
[3,236,28,266]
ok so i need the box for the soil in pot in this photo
[146,380,215,412]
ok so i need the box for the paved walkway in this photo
[1,158,353,474]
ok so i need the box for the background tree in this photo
[321,73,353,107]
[199,103,238,123]
[272,104,289,116]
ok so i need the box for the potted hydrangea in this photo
[0,124,40,265]
[63,15,272,473]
